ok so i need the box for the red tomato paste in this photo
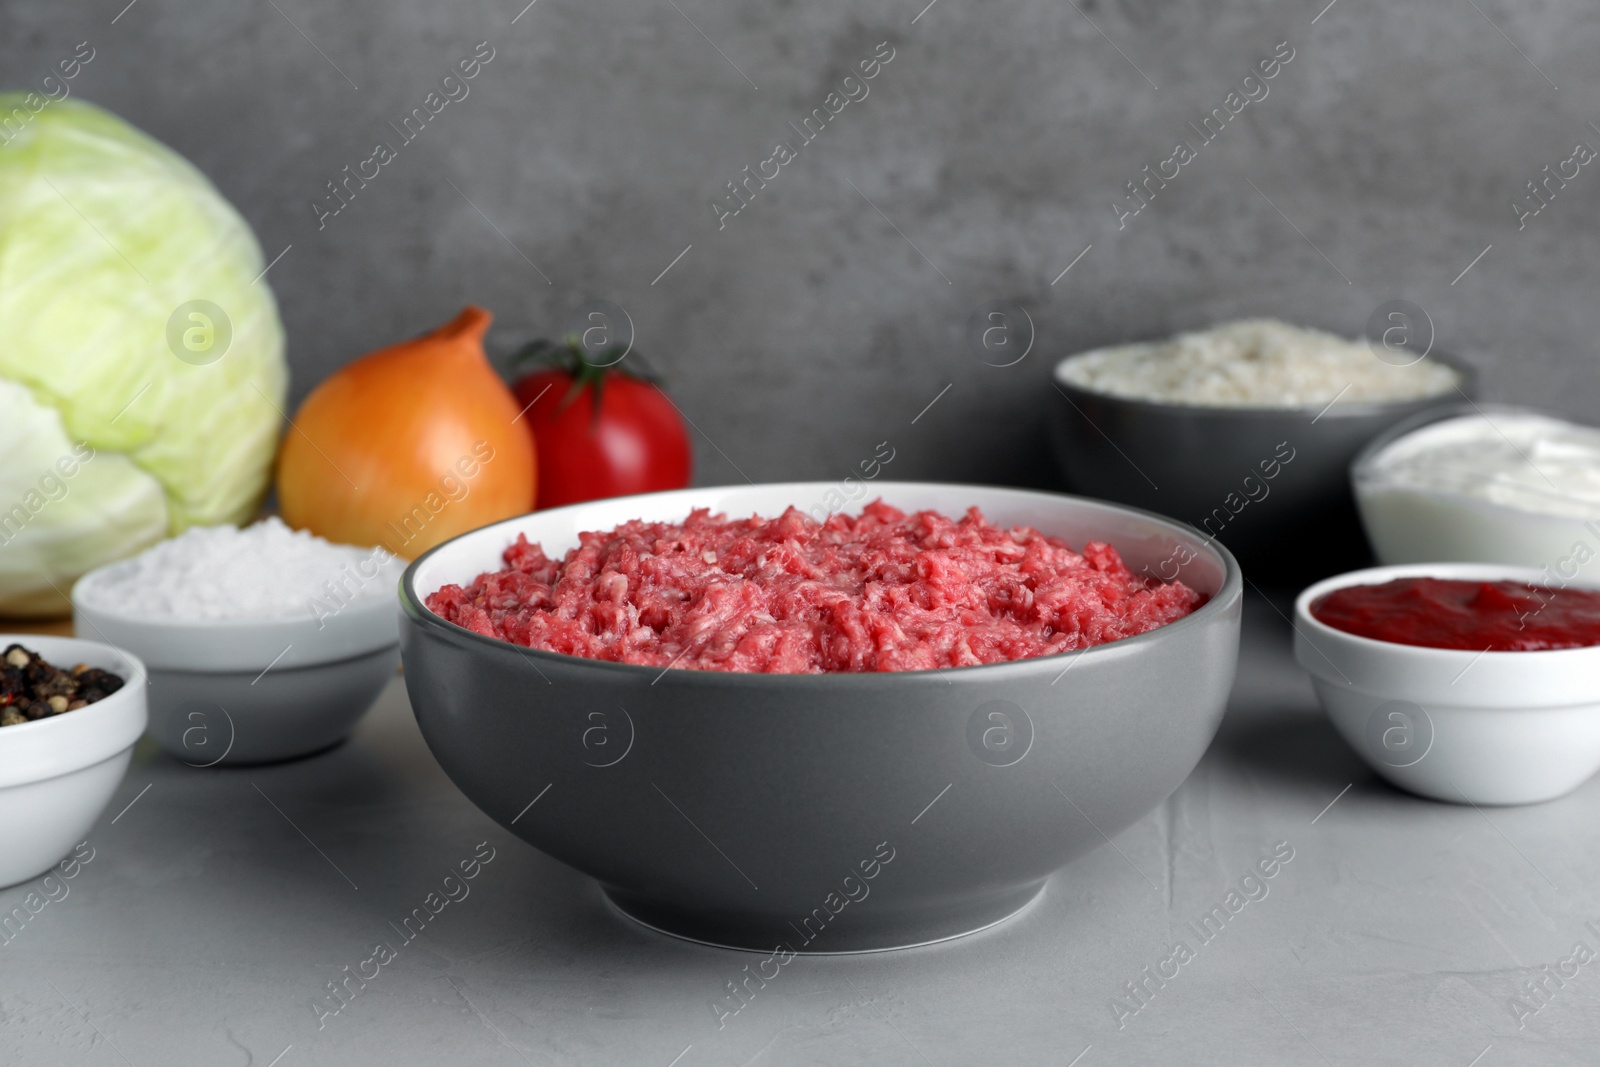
[426,501,1205,673]
[1310,577,1600,652]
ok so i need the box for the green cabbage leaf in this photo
[0,96,287,615]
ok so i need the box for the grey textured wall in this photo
[5,0,1597,490]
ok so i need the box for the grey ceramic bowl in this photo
[73,571,401,766]
[132,648,400,765]
[400,483,1242,953]
[1050,351,1476,584]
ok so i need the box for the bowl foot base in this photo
[602,879,1047,955]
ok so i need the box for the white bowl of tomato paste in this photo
[1295,563,1600,805]
[400,482,1243,952]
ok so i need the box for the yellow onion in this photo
[277,306,535,557]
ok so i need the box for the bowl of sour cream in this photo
[1352,404,1600,584]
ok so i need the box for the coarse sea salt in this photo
[75,517,399,622]
[1055,318,1460,408]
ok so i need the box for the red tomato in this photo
[513,366,692,509]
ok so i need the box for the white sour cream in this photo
[1355,410,1600,576]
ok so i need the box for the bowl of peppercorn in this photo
[0,636,145,888]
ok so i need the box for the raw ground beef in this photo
[425,502,1206,674]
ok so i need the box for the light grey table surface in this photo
[5,595,1597,1067]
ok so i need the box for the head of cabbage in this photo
[0,96,287,616]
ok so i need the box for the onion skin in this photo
[276,306,535,557]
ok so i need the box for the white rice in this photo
[1055,319,1461,408]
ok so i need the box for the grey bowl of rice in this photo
[1049,319,1475,584]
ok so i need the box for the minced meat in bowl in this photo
[425,501,1206,674]
[399,483,1242,951]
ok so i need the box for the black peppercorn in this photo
[0,645,125,729]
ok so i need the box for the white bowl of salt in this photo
[72,518,402,765]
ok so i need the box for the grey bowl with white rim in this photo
[1049,350,1477,585]
[399,482,1243,953]
[72,567,400,766]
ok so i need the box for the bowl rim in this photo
[1051,348,1476,419]
[0,633,149,704]
[1294,561,1600,662]
[399,481,1243,685]
[0,634,148,788]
